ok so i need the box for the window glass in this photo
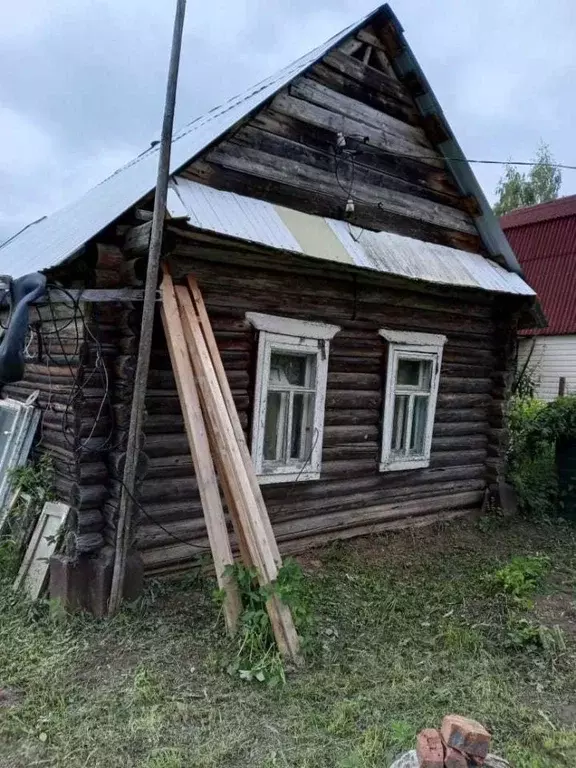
[410,395,429,454]
[397,359,421,387]
[392,394,409,452]
[264,391,286,461]
[290,392,314,460]
[269,353,313,388]
[397,358,432,390]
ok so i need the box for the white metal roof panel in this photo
[0,9,377,279]
[168,176,535,296]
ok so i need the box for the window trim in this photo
[247,313,340,484]
[0,397,41,535]
[379,329,446,472]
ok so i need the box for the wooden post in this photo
[108,0,187,615]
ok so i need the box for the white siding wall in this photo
[518,336,576,401]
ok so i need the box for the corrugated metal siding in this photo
[504,215,576,335]
[169,177,535,296]
[518,335,576,401]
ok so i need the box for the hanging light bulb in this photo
[345,198,355,214]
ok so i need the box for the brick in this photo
[441,715,491,759]
[416,728,444,768]
[444,746,467,768]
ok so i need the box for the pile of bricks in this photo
[417,715,491,767]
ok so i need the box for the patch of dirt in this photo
[535,591,576,639]
[297,518,554,573]
[0,688,23,708]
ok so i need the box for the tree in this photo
[494,141,562,216]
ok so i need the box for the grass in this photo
[2,518,576,767]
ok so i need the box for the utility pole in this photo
[108,0,187,615]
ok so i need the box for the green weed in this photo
[490,555,551,605]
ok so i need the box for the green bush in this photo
[506,396,558,517]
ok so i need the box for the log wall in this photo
[135,246,522,575]
[1,245,135,559]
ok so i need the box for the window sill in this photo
[379,458,430,473]
[257,470,321,485]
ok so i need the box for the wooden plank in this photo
[42,289,156,303]
[338,38,363,56]
[231,126,463,209]
[357,26,394,56]
[276,86,440,167]
[175,283,301,663]
[14,502,70,600]
[324,49,406,102]
[291,76,428,148]
[311,63,419,127]
[250,109,459,197]
[205,144,476,234]
[160,269,241,635]
[186,275,281,566]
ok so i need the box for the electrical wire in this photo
[37,284,210,556]
[116,474,210,553]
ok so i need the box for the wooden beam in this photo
[175,283,301,663]
[160,268,241,635]
[337,38,363,56]
[206,143,477,234]
[272,89,442,167]
[187,275,281,565]
[124,221,153,255]
[322,49,411,105]
[43,289,156,303]
[289,77,430,150]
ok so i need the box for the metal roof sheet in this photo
[500,194,576,229]
[502,203,576,335]
[168,176,534,296]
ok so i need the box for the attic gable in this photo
[181,8,485,255]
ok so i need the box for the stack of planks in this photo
[160,267,301,663]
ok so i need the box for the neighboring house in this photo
[501,195,576,400]
[0,4,537,613]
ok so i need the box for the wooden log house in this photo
[0,4,538,613]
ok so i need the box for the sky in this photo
[1,0,575,243]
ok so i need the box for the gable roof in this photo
[0,4,522,282]
[501,196,576,335]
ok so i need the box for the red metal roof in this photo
[501,196,576,336]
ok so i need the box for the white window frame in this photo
[379,329,446,473]
[0,395,41,535]
[246,312,340,484]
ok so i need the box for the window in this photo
[379,329,446,472]
[247,312,340,484]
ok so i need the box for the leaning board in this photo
[13,501,70,600]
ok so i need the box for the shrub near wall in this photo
[507,395,576,519]
[506,396,558,518]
